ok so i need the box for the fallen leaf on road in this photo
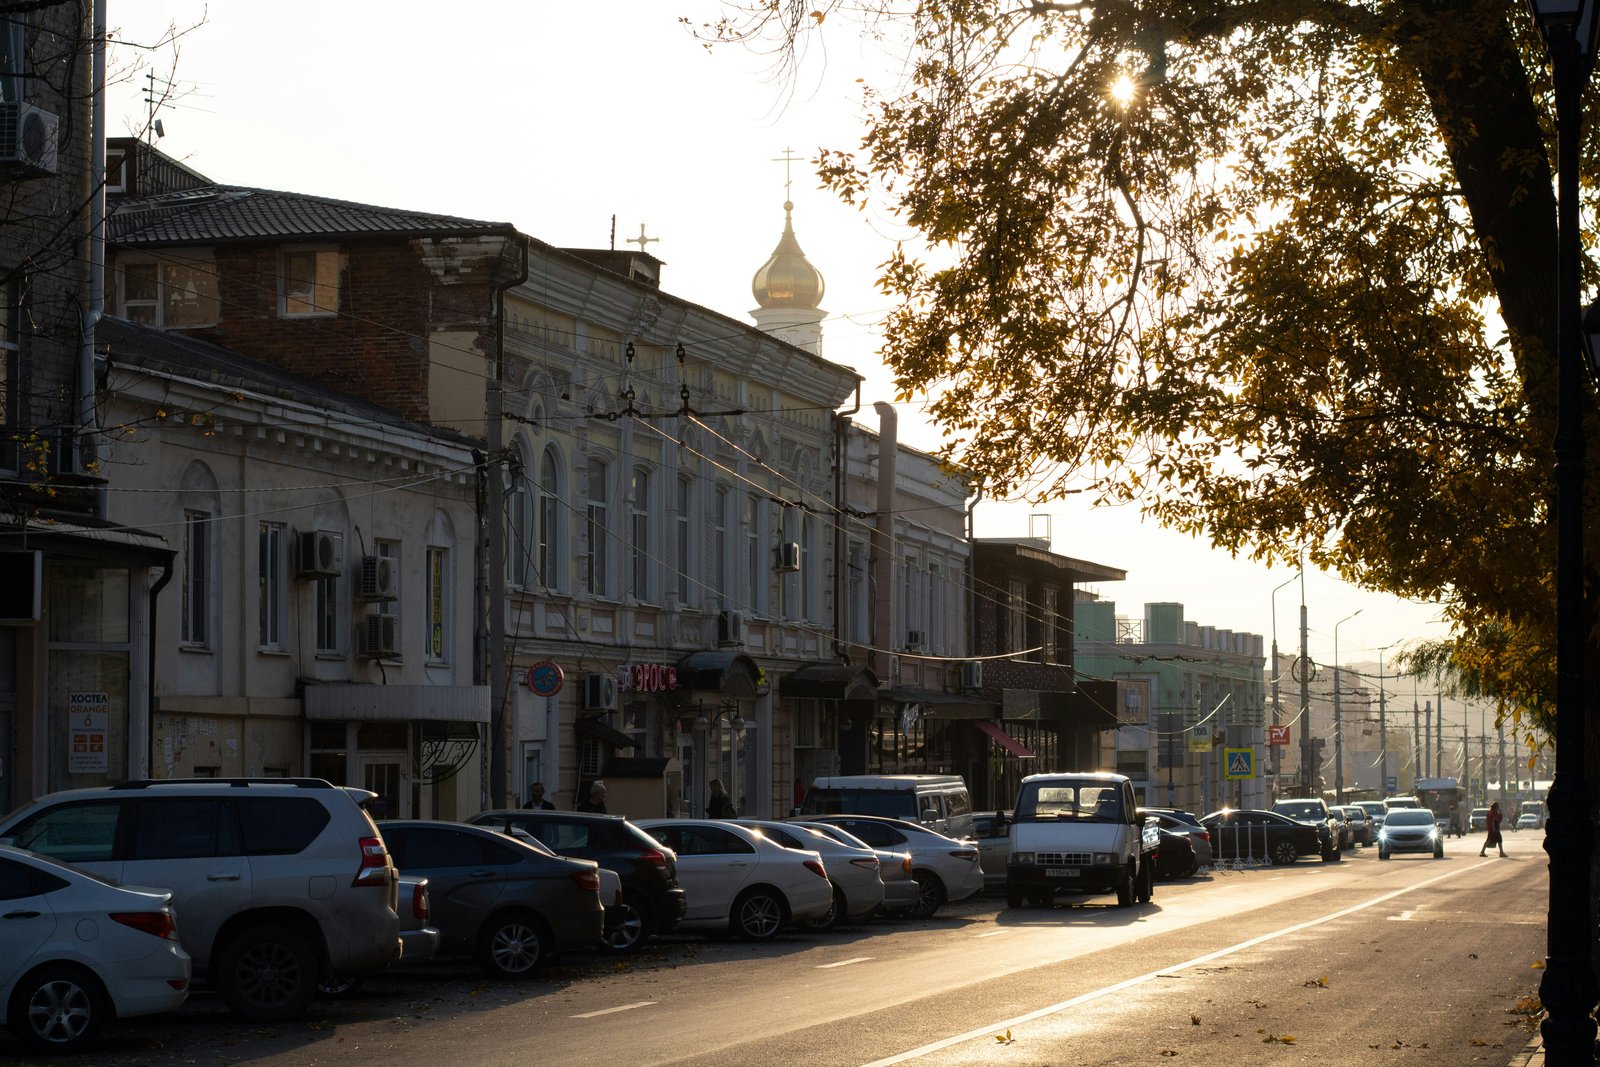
[1191,1014,1201,1026]
[994,1028,1014,1045]
[1263,1034,1296,1044]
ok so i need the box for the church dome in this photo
[751,201,825,309]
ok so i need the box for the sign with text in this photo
[68,692,109,774]
[1267,725,1290,747]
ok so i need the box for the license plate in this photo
[1046,868,1078,878]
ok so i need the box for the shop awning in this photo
[675,651,765,700]
[303,684,489,723]
[573,715,637,749]
[974,720,1036,759]
[883,686,1000,720]
[781,665,879,702]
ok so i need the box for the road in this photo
[5,833,1547,1066]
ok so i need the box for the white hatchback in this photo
[0,846,190,1054]
[636,819,833,940]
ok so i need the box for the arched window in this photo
[630,467,652,602]
[713,485,731,609]
[675,473,694,606]
[586,458,610,597]
[507,438,532,587]
[536,446,562,590]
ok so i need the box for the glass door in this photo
[359,752,410,820]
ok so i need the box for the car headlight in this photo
[1013,852,1034,865]
[1377,829,1388,841]
[1427,828,1437,840]
[1093,853,1116,866]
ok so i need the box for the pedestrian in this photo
[1480,801,1506,857]
[707,778,737,819]
[578,780,608,814]
[525,783,554,810]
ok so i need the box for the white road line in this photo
[858,863,1478,1067]
[817,957,875,969]
[1389,909,1416,921]
[570,1000,657,1019]
[973,930,1008,938]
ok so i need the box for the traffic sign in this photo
[1385,775,1399,793]
[1224,747,1255,780]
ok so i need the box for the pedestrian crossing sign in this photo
[1224,747,1255,780]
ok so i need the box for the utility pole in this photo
[1413,693,1423,783]
[1297,572,1312,795]
[1497,719,1507,804]
[1377,646,1392,795]
[1269,571,1299,800]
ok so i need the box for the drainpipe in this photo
[832,379,861,662]
[145,552,175,778]
[80,0,107,514]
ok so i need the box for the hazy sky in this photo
[101,1,1460,695]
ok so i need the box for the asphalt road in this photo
[3,831,1547,1067]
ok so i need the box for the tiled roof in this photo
[109,185,516,245]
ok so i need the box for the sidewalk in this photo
[1508,1035,1542,1066]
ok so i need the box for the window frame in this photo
[426,545,448,663]
[116,252,220,330]
[314,532,344,655]
[257,521,286,651]
[279,246,342,318]
[585,458,610,598]
[536,446,562,591]
[180,509,212,648]
[629,466,652,603]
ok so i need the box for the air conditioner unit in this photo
[296,531,342,578]
[357,555,398,600]
[960,660,984,689]
[356,613,399,659]
[717,609,746,646]
[0,102,59,176]
[905,630,924,651]
[583,673,618,711]
[776,541,801,572]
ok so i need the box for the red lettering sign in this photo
[627,663,679,693]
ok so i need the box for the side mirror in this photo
[921,808,940,824]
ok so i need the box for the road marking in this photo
[974,930,1007,938]
[570,1000,657,1019]
[817,957,874,969]
[1388,910,1416,921]
[858,863,1479,1067]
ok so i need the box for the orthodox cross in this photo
[772,147,803,201]
[626,224,659,253]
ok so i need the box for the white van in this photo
[1005,772,1159,909]
[798,775,975,840]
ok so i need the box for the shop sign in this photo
[1267,724,1290,746]
[525,661,565,697]
[68,692,109,774]
[624,662,679,693]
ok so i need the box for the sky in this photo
[100,1,1467,720]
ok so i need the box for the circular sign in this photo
[526,660,564,697]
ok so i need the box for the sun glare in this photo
[1109,73,1138,107]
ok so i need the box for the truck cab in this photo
[1005,772,1157,909]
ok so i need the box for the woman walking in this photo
[1480,801,1506,857]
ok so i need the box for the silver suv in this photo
[0,778,400,1021]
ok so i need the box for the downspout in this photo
[81,0,107,514]
[146,552,175,778]
[832,378,860,662]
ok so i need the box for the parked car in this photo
[732,819,885,930]
[0,845,190,1054]
[0,778,400,1022]
[1516,812,1542,831]
[468,809,687,952]
[1336,805,1373,847]
[971,812,1011,891]
[1469,807,1490,832]
[378,821,603,977]
[637,819,832,939]
[319,874,438,998]
[1153,827,1200,880]
[1378,808,1445,859]
[798,775,975,840]
[792,821,920,914]
[1138,809,1214,868]
[1201,809,1326,866]
[1269,798,1342,860]
[1357,800,1388,834]
[799,815,983,918]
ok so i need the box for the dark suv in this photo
[0,779,400,1021]
[1270,797,1342,861]
[469,810,686,951]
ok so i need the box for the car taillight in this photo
[803,859,828,880]
[951,849,979,863]
[411,881,430,921]
[849,857,880,871]
[641,848,669,870]
[111,911,177,941]
[353,836,393,888]
[1198,831,1211,843]
[570,869,601,893]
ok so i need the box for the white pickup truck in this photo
[1005,772,1160,909]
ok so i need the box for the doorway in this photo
[359,752,410,820]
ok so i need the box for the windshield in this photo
[799,789,917,820]
[1273,802,1327,821]
[1385,810,1436,827]
[1014,782,1125,822]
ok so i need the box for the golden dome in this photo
[751,201,825,309]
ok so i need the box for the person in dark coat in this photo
[706,778,737,819]
[525,783,555,810]
[578,781,608,814]
[1480,801,1506,857]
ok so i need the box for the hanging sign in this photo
[1268,725,1290,747]
[525,661,564,697]
[624,663,679,693]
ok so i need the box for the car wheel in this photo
[602,900,650,953]
[316,973,365,998]
[1005,887,1023,909]
[1379,848,1391,860]
[1137,860,1155,903]
[801,887,848,932]
[1270,839,1299,866]
[215,925,319,1022]
[476,910,549,977]
[731,888,785,941]
[1115,863,1135,907]
[1183,856,1201,878]
[1434,847,1445,859]
[908,872,946,919]
[8,963,109,1055]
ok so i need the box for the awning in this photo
[573,715,637,749]
[974,720,1036,759]
[674,651,765,700]
[883,686,1000,720]
[781,665,879,702]
[304,684,489,723]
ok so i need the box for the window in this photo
[426,546,447,661]
[281,248,342,316]
[1008,579,1027,654]
[801,513,818,622]
[314,532,343,654]
[536,447,561,589]
[629,467,651,601]
[258,522,285,650]
[0,273,20,471]
[713,486,730,608]
[8,801,121,864]
[846,539,867,644]
[508,442,531,586]
[0,17,25,104]
[118,255,220,328]
[585,459,609,597]
[181,510,211,647]
[375,539,399,618]
[129,798,238,860]
[237,798,330,854]
[745,494,763,613]
[675,473,693,604]
[780,506,800,620]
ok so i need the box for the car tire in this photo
[1182,856,1201,878]
[1115,863,1135,907]
[601,900,650,953]
[1005,886,1024,909]
[731,888,786,941]
[215,924,320,1022]
[1270,839,1298,866]
[476,910,549,977]
[8,963,110,1055]
[316,973,365,998]
[1379,848,1391,860]
[1434,847,1445,859]
[801,887,848,932]
[908,872,946,919]
[1137,860,1155,903]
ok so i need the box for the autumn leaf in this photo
[994,1028,1014,1045]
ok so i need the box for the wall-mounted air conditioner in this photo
[297,531,342,578]
[776,541,801,572]
[718,609,746,646]
[584,673,618,711]
[0,102,59,176]
[960,660,984,689]
[357,555,397,600]
[356,613,399,658]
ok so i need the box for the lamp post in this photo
[1376,642,1396,797]
[1268,570,1300,800]
[1333,610,1361,804]
[1525,0,1600,1056]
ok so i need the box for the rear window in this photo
[1273,802,1327,821]
[237,797,331,855]
[801,789,918,820]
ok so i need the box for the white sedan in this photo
[732,819,885,930]
[636,820,833,940]
[794,821,920,914]
[0,846,191,1054]
[800,815,984,918]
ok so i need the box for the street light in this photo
[1524,0,1600,1056]
[1332,610,1361,804]
[1268,570,1300,800]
